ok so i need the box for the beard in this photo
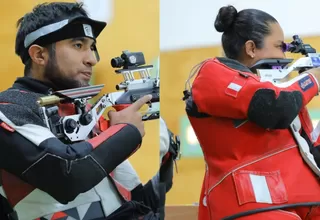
[43,54,90,91]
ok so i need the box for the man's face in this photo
[44,37,98,90]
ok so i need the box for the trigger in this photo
[114,104,130,111]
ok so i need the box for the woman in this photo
[185,5,320,220]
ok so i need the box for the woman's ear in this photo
[244,40,256,59]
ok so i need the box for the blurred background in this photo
[0,0,159,183]
[160,0,320,206]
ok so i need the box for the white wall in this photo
[160,0,320,51]
[77,0,113,23]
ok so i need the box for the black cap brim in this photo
[68,16,107,38]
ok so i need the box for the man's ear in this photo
[28,45,49,66]
[244,40,256,59]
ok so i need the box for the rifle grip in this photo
[113,104,131,112]
[99,118,110,131]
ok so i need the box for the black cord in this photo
[222,202,320,220]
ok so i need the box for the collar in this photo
[11,77,55,95]
[216,57,253,73]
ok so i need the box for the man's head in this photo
[15,2,106,90]
[214,5,285,67]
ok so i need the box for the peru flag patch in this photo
[233,170,288,205]
[225,76,246,98]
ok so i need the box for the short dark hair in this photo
[214,5,278,60]
[15,2,88,76]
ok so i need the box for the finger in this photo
[129,94,152,111]
[107,109,116,118]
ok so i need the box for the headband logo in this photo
[83,24,93,38]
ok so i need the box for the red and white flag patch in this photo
[233,170,288,205]
[225,76,247,98]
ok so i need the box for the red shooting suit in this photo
[185,57,320,220]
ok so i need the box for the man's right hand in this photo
[107,95,153,137]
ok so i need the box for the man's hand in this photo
[108,95,152,137]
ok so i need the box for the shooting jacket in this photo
[185,57,320,220]
[0,77,159,220]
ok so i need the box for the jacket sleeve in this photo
[0,102,142,204]
[130,156,174,213]
[191,59,319,129]
[131,177,160,213]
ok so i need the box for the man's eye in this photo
[74,43,82,49]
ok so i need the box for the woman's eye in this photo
[280,43,288,52]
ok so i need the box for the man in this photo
[0,2,173,220]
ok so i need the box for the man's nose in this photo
[84,50,98,67]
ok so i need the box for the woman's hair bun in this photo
[214,5,238,33]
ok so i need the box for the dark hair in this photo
[214,5,278,60]
[15,2,88,76]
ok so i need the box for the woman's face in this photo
[246,22,286,67]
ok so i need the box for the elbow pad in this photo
[248,89,303,129]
